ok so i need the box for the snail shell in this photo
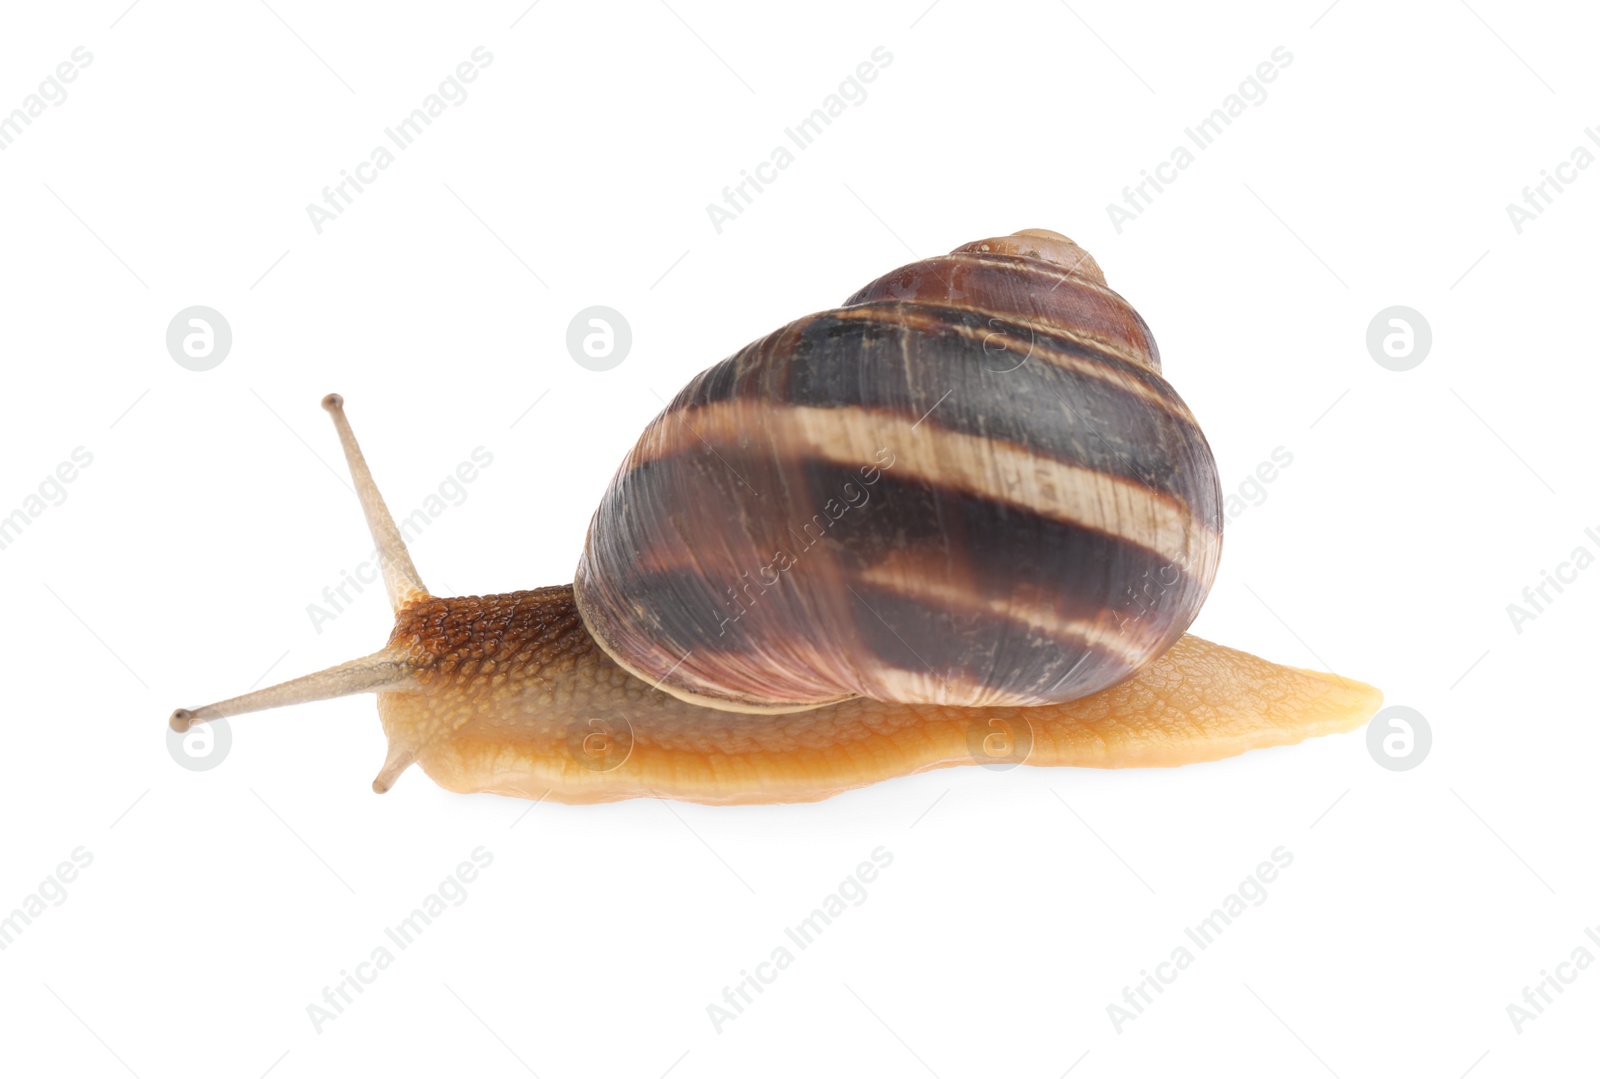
[574,229,1223,713]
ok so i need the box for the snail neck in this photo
[385,585,598,699]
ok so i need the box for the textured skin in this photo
[377,587,1382,805]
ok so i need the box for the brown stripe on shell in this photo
[841,579,1145,707]
[826,304,1187,422]
[851,556,1160,670]
[578,536,1173,711]
[600,545,1175,672]
[686,303,1213,504]
[632,401,1216,573]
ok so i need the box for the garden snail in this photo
[169,228,1381,804]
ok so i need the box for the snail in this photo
[169,229,1381,805]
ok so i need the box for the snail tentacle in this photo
[167,649,417,732]
[321,392,430,612]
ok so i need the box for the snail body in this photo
[170,230,1381,804]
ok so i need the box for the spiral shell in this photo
[573,230,1223,713]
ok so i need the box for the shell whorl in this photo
[573,230,1223,713]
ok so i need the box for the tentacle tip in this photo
[169,708,194,733]
[321,393,345,412]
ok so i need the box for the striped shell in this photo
[573,230,1223,713]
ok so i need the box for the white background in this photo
[1,0,1595,1075]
